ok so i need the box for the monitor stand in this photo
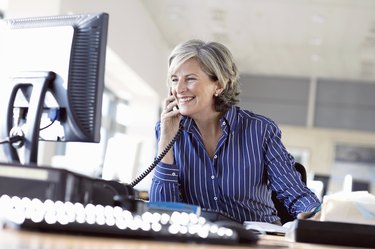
[0,71,139,210]
[0,71,56,165]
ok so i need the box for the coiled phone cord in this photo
[130,124,183,188]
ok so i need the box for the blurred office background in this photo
[1,0,375,198]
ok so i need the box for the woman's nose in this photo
[175,79,187,93]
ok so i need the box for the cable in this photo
[39,119,56,131]
[0,135,24,145]
[40,108,59,131]
[130,125,183,188]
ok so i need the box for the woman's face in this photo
[170,58,220,119]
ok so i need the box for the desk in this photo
[0,228,361,249]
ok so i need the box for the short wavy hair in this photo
[167,39,240,112]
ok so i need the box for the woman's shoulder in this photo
[235,106,277,126]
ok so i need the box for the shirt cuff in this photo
[304,202,322,213]
[153,162,179,183]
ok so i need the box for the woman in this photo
[149,39,320,224]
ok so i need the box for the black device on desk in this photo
[0,11,140,210]
[0,162,137,207]
[295,219,375,248]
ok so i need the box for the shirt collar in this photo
[220,105,238,134]
[180,105,238,133]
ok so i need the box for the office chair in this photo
[271,162,307,224]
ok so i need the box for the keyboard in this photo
[0,195,257,245]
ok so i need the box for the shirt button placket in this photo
[211,154,219,204]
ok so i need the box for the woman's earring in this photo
[215,92,219,97]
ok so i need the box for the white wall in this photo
[6,0,60,17]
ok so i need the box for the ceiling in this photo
[141,0,375,82]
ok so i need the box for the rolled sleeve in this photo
[264,120,321,217]
[149,162,180,202]
[153,162,179,183]
[291,193,321,214]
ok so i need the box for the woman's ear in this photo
[214,83,224,96]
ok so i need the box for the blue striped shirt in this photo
[149,106,320,223]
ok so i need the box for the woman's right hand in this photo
[158,94,181,163]
[160,94,181,138]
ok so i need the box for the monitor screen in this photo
[0,12,109,165]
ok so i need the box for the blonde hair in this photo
[168,39,240,112]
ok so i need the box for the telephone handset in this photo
[130,90,181,187]
[169,87,179,110]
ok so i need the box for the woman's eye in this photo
[171,78,178,84]
[186,77,196,82]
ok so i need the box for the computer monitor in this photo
[0,12,109,165]
[352,179,371,192]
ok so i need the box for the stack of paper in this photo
[243,221,289,235]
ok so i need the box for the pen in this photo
[306,205,321,219]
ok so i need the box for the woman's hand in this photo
[158,94,181,164]
[297,205,321,220]
[160,94,181,139]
